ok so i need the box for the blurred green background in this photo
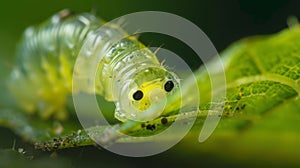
[0,0,299,167]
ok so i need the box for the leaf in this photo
[1,24,300,164]
[176,28,299,164]
[0,149,69,168]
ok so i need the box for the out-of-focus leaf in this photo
[0,149,70,168]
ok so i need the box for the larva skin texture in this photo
[9,10,178,121]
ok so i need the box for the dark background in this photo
[0,0,299,167]
[1,0,300,67]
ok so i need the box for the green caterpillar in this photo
[8,9,179,121]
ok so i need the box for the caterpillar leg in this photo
[114,102,126,122]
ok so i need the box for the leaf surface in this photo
[1,25,300,164]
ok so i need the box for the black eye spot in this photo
[133,90,143,100]
[164,81,174,92]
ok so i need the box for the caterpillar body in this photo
[9,9,179,121]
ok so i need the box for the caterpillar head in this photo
[114,67,179,122]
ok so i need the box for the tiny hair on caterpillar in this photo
[8,9,180,121]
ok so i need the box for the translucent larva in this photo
[8,9,179,121]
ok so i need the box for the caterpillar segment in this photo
[8,9,179,121]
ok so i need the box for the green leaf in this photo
[1,24,300,164]
[0,149,69,168]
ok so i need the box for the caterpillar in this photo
[8,9,179,121]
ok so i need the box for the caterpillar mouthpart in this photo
[113,66,179,122]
